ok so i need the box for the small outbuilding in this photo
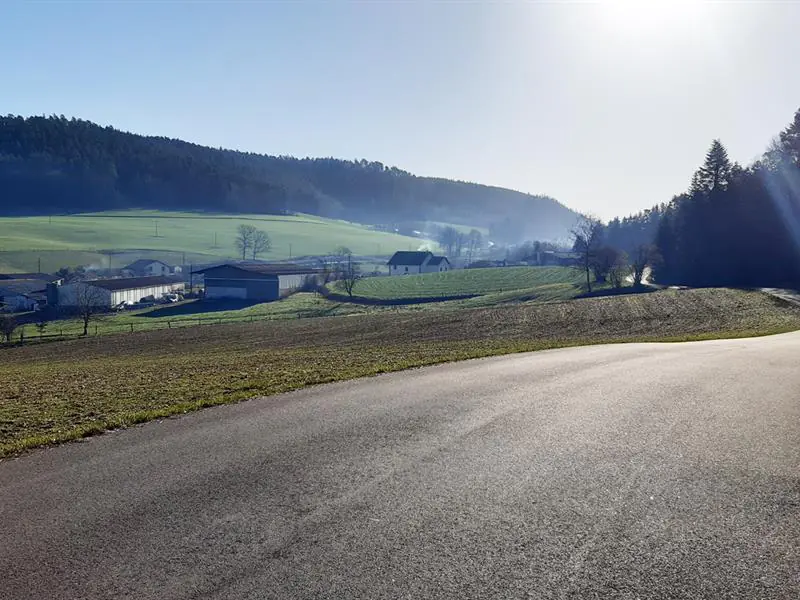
[193,264,318,301]
[387,251,450,275]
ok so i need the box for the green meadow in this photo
[0,211,432,272]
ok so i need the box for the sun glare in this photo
[602,0,704,36]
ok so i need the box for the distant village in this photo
[0,242,579,318]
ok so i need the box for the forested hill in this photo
[0,115,578,241]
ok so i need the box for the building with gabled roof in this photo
[387,251,450,275]
[122,259,181,277]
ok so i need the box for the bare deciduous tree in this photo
[436,226,459,256]
[0,314,17,343]
[592,246,624,284]
[333,248,361,298]
[571,217,604,293]
[234,224,257,260]
[251,229,272,260]
[73,283,107,336]
[465,229,483,265]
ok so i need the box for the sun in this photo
[601,0,704,37]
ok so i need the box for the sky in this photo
[2,1,800,220]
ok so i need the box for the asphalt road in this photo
[2,335,799,599]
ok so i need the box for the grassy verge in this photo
[16,294,383,339]
[2,288,799,458]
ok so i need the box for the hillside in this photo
[0,115,579,242]
[0,211,432,272]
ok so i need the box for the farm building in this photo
[123,259,181,277]
[0,279,47,312]
[57,276,185,308]
[387,251,450,275]
[193,264,318,301]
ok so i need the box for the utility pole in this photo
[182,252,186,266]
[154,220,159,238]
[37,257,41,273]
[213,232,217,248]
[289,243,292,259]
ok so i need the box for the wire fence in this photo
[1,309,328,346]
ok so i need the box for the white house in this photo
[122,259,181,277]
[387,251,451,275]
[57,276,185,308]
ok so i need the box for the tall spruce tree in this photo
[690,139,733,195]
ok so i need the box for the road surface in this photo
[1,334,799,599]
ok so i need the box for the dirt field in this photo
[2,288,799,457]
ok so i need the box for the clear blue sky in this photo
[3,1,799,220]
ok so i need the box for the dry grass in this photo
[2,288,799,457]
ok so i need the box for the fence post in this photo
[95,325,98,336]
[130,323,134,333]
[168,321,171,329]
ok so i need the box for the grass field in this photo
[2,288,799,457]
[11,268,583,339]
[338,266,586,300]
[0,210,431,272]
[15,294,383,338]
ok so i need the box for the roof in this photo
[123,259,172,271]
[387,251,433,266]
[0,272,55,282]
[427,256,450,266]
[84,276,184,291]
[0,279,47,296]
[192,263,319,276]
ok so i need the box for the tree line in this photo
[584,107,800,289]
[0,115,578,241]
[653,113,800,287]
[434,226,483,263]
